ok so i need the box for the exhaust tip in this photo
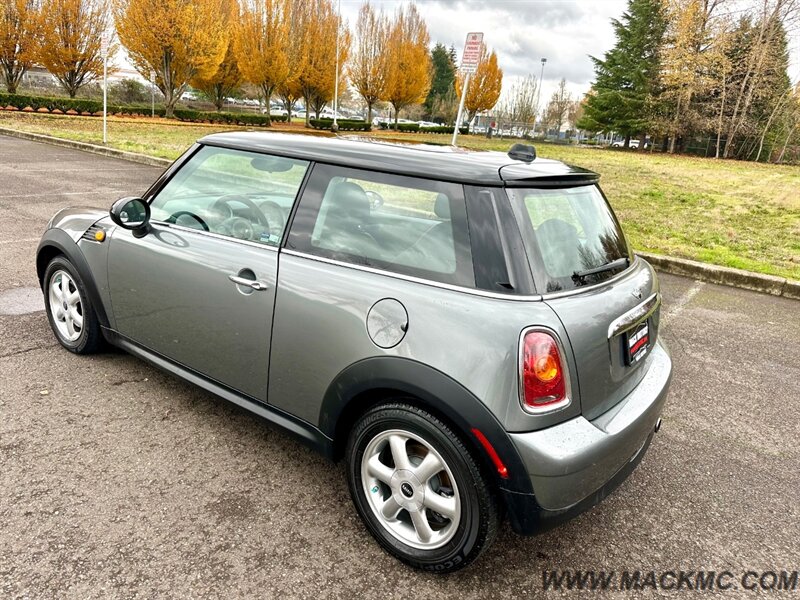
[654,418,662,433]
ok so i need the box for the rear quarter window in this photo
[287,164,475,287]
[508,185,631,293]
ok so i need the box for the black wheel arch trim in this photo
[36,228,110,329]
[319,356,535,496]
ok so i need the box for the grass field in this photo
[1,110,798,280]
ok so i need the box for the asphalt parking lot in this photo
[1,134,799,598]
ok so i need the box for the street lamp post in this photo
[332,0,341,132]
[531,57,547,139]
[150,70,155,118]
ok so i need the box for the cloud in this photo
[341,0,629,98]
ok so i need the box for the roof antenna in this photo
[508,143,537,163]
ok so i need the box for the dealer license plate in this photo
[625,321,650,365]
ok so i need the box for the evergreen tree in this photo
[578,0,667,145]
[424,42,456,121]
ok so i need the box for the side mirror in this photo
[110,196,150,235]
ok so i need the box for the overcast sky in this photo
[338,0,799,103]
[340,0,627,101]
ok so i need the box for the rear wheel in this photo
[43,256,104,354]
[346,402,499,572]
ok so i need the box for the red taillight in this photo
[521,330,568,412]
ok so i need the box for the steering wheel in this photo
[258,201,286,237]
[224,217,254,240]
[211,195,271,232]
[167,210,209,231]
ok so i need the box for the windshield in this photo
[507,185,631,293]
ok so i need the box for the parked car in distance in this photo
[262,106,289,117]
[417,121,440,128]
[38,134,671,573]
[612,139,649,149]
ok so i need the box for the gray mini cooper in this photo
[37,133,671,572]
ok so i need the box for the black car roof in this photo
[197,131,599,187]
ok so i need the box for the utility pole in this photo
[150,70,155,118]
[101,32,109,145]
[531,57,547,139]
[332,0,341,132]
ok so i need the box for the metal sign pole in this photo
[150,70,155,118]
[451,72,470,147]
[452,32,483,147]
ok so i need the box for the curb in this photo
[2,126,797,301]
[0,127,172,168]
[637,251,799,300]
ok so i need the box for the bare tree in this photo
[543,78,572,135]
[507,74,538,133]
[722,0,797,158]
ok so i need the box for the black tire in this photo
[43,256,104,355]
[345,402,500,573]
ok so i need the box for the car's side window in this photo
[287,164,475,287]
[149,145,309,246]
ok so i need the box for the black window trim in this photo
[464,185,538,296]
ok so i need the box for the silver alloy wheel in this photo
[361,428,461,550]
[48,269,83,343]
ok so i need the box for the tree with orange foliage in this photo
[349,1,389,124]
[37,0,112,98]
[191,42,241,112]
[296,0,349,123]
[276,0,311,117]
[455,45,502,123]
[113,0,227,117]
[234,0,290,125]
[0,0,39,93]
[384,4,430,125]
[190,0,241,112]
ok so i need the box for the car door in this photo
[107,145,310,401]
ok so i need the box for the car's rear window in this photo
[507,185,631,293]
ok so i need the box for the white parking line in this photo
[662,281,705,326]
[0,238,40,245]
[0,190,129,199]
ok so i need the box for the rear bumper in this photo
[503,339,671,535]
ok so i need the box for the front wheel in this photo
[43,256,104,354]
[346,403,500,573]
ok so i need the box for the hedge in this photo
[0,92,287,125]
[379,122,420,132]
[377,122,469,134]
[309,118,371,131]
[0,92,167,116]
[420,125,470,135]
[172,109,286,126]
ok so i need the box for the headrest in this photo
[537,218,578,240]
[328,181,370,221]
[434,193,451,219]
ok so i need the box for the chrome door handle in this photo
[228,275,269,291]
